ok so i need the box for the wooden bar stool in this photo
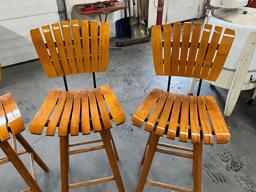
[132,23,235,192]
[29,20,125,192]
[0,93,49,192]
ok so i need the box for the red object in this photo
[248,0,256,8]
[156,0,164,25]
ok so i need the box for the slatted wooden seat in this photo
[0,93,48,192]
[132,22,235,192]
[30,20,125,192]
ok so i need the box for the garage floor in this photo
[0,43,256,192]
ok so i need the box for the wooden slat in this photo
[90,20,99,72]
[30,28,57,78]
[81,20,91,72]
[58,92,74,136]
[197,96,213,144]
[89,90,102,132]
[178,23,191,76]
[208,28,235,81]
[193,24,212,77]
[201,26,223,79]
[170,23,181,75]
[163,24,171,75]
[72,20,85,73]
[52,23,71,75]
[0,93,25,135]
[131,88,162,127]
[47,91,66,136]
[167,95,182,139]
[179,96,189,142]
[152,25,163,75]
[70,92,81,136]
[155,93,175,136]
[81,91,90,134]
[189,96,200,143]
[94,88,112,129]
[185,23,201,76]
[42,25,63,76]
[61,21,78,74]
[30,91,60,135]
[145,92,168,132]
[98,22,110,71]
[0,102,9,142]
[100,85,125,125]
[205,96,230,144]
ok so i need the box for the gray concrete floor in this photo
[0,43,256,192]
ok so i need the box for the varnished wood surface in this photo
[30,20,110,78]
[151,22,235,81]
[29,86,125,136]
[132,89,230,144]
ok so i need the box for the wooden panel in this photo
[42,25,63,76]
[193,24,212,77]
[81,20,91,72]
[152,25,163,75]
[90,21,99,72]
[131,88,162,127]
[178,23,191,75]
[52,22,71,75]
[98,22,110,71]
[155,93,175,136]
[30,28,57,77]
[208,29,235,81]
[201,26,222,79]
[72,20,85,73]
[185,23,201,76]
[163,24,171,75]
[100,85,126,125]
[47,91,66,136]
[205,96,230,144]
[189,96,200,143]
[0,102,9,142]
[145,92,168,132]
[167,95,182,139]
[94,88,112,129]
[179,95,189,142]
[89,90,102,132]
[81,91,90,134]
[58,92,74,136]
[197,96,213,144]
[70,91,81,136]
[30,91,60,135]
[171,23,181,75]
[0,93,25,135]
[62,21,77,74]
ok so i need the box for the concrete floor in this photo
[0,43,256,192]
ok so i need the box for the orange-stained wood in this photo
[89,90,102,132]
[0,102,9,142]
[189,96,200,143]
[98,22,110,71]
[81,91,90,134]
[179,95,189,142]
[70,92,81,136]
[90,21,99,72]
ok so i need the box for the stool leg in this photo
[140,132,152,166]
[100,129,125,192]
[108,130,119,161]
[136,132,159,192]
[193,142,203,192]
[16,133,49,172]
[60,136,69,192]
[0,141,41,192]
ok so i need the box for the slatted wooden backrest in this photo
[152,22,235,81]
[30,20,110,78]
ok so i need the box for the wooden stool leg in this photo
[193,142,203,192]
[0,141,41,192]
[16,134,49,172]
[108,130,119,161]
[136,132,159,192]
[60,136,69,192]
[100,129,125,192]
[140,132,152,166]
